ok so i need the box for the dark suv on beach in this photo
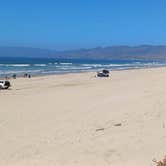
[97,69,110,77]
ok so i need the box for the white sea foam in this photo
[59,66,92,70]
[60,63,73,65]
[34,64,47,67]
[0,64,30,67]
[82,64,103,67]
[81,63,134,67]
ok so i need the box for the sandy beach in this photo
[0,67,166,166]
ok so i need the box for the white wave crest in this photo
[0,64,30,67]
[34,64,47,67]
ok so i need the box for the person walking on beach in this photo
[12,74,16,79]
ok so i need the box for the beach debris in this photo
[162,122,165,128]
[153,156,166,166]
[96,128,105,132]
[114,123,122,127]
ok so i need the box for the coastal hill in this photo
[1,45,166,60]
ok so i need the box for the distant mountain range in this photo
[1,45,166,60]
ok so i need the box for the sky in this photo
[0,0,166,50]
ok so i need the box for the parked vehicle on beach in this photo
[97,69,110,77]
[0,80,11,89]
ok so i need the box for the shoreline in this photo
[1,64,166,80]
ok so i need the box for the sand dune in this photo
[0,68,166,165]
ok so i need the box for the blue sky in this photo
[0,0,166,50]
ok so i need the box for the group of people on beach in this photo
[5,73,32,80]
[23,73,31,78]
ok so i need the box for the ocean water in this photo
[0,57,165,77]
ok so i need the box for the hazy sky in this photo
[0,0,166,50]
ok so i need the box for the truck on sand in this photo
[0,80,11,89]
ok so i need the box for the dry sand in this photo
[0,68,166,166]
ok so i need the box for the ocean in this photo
[0,57,165,77]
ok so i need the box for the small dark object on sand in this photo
[12,74,16,79]
[114,123,122,127]
[96,128,105,131]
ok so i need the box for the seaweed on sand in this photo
[153,156,166,166]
